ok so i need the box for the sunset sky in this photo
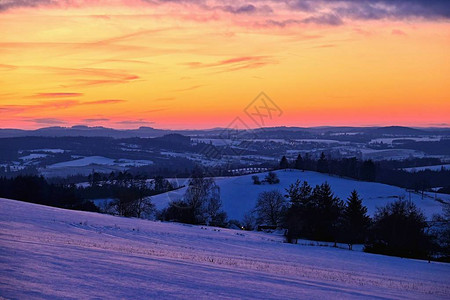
[0,0,449,129]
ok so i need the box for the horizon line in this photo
[1,124,450,131]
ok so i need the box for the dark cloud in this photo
[0,0,54,12]
[223,4,257,14]
[1,0,448,23]
[302,13,343,26]
[221,4,273,14]
[289,0,450,20]
[116,119,154,125]
[263,19,302,28]
[356,0,449,19]
[427,123,450,127]
[26,118,66,125]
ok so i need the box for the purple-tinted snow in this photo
[1,198,449,299]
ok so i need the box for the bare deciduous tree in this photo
[255,190,287,226]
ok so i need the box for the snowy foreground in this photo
[1,198,449,299]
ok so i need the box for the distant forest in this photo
[278,154,450,196]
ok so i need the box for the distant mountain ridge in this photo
[0,125,449,139]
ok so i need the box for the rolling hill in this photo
[1,198,449,299]
[152,170,447,221]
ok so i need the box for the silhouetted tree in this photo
[153,175,173,193]
[317,152,329,173]
[341,190,371,250]
[251,175,261,185]
[279,156,289,169]
[161,200,195,223]
[310,182,344,242]
[284,180,313,242]
[294,154,304,170]
[255,190,287,226]
[264,171,280,184]
[360,160,376,181]
[365,200,430,259]
[183,167,225,225]
[430,202,450,261]
[285,180,312,206]
[134,176,155,218]
[242,211,257,230]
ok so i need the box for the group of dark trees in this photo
[280,154,377,181]
[0,176,98,212]
[159,167,227,227]
[253,180,449,261]
[279,154,450,194]
[251,171,280,185]
[75,171,177,218]
[0,172,177,219]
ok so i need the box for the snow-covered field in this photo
[403,164,450,172]
[153,170,447,220]
[359,148,425,160]
[38,156,154,178]
[369,137,441,145]
[47,156,153,168]
[19,153,49,161]
[1,198,449,299]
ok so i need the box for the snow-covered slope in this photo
[1,198,449,299]
[403,164,450,172]
[152,170,447,220]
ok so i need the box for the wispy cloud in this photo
[184,56,276,73]
[0,99,126,115]
[28,92,83,98]
[186,56,270,68]
[13,66,141,88]
[83,99,126,105]
[391,29,407,36]
[0,63,17,70]
[153,97,176,102]
[310,44,337,49]
[144,108,167,113]
[172,85,204,92]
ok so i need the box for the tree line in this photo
[0,175,98,212]
[278,154,450,195]
[251,180,449,261]
[0,172,176,218]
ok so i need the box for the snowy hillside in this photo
[152,170,447,220]
[1,198,449,299]
[403,164,450,172]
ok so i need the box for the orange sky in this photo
[0,0,449,129]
